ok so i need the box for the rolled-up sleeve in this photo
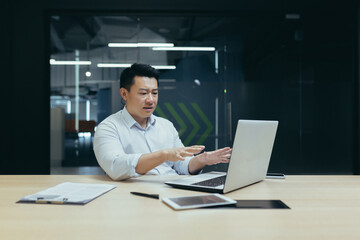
[93,122,141,180]
[173,157,191,175]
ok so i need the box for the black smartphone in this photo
[266,173,285,179]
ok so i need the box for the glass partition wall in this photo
[50,13,355,175]
[50,15,229,174]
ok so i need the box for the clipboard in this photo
[16,182,117,205]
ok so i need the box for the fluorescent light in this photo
[97,63,175,70]
[97,63,132,68]
[108,43,174,47]
[108,43,138,47]
[86,100,90,121]
[152,47,215,51]
[67,100,71,114]
[215,50,219,74]
[152,65,176,70]
[138,43,174,47]
[50,60,91,65]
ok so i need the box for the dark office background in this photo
[1,0,359,175]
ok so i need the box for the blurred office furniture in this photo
[50,107,65,167]
[111,80,122,114]
[63,117,97,166]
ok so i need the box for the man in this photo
[93,63,231,180]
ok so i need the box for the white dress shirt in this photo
[93,106,191,180]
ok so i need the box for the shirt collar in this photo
[122,106,156,129]
[148,113,156,126]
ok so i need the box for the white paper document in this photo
[18,182,117,205]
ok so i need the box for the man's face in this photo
[120,76,158,124]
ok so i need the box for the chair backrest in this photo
[65,120,97,133]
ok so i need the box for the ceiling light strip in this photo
[152,65,176,70]
[97,63,176,70]
[108,43,174,47]
[97,63,131,68]
[152,47,215,51]
[50,60,91,65]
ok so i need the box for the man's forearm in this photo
[135,146,205,175]
[188,154,206,175]
[135,150,167,174]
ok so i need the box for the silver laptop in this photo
[165,120,278,194]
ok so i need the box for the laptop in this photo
[165,120,279,194]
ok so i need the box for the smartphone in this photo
[266,173,285,179]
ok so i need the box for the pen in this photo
[130,192,159,199]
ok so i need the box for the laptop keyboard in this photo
[191,175,226,187]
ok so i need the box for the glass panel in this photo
[223,13,354,174]
[50,15,227,173]
[50,13,355,174]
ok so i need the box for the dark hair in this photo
[120,63,159,91]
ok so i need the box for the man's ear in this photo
[120,88,128,101]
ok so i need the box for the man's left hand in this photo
[198,147,232,165]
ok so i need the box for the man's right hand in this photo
[135,145,204,175]
[163,145,205,162]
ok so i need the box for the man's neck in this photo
[137,118,148,129]
[124,106,149,129]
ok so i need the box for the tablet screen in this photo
[170,194,229,207]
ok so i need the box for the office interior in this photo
[1,0,359,176]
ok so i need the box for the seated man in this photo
[93,63,231,180]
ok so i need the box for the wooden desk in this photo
[0,175,359,240]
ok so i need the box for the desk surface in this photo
[1,175,360,240]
